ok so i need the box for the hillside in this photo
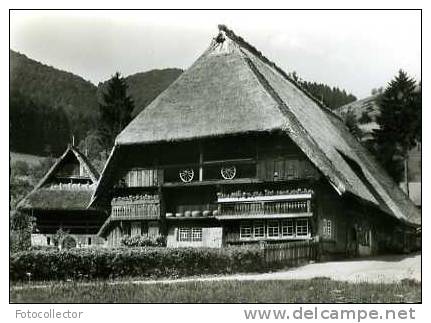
[98,68,183,116]
[10,50,99,118]
[336,95,381,122]
[10,152,47,167]
[10,50,99,155]
[300,81,357,110]
[10,50,182,156]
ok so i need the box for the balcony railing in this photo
[111,197,160,220]
[216,193,312,219]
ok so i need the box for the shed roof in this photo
[94,25,420,226]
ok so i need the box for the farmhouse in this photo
[90,25,420,256]
[17,145,106,248]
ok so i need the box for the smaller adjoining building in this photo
[17,145,107,248]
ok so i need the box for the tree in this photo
[372,70,421,185]
[78,131,108,173]
[371,87,384,96]
[98,72,135,151]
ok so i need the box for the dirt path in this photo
[220,253,421,284]
[11,253,420,291]
[127,253,420,285]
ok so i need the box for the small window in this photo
[253,221,265,238]
[177,227,202,242]
[191,228,202,241]
[267,220,280,238]
[47,237,51,245]
[296,219,309,237]
[322,219,332,238]
[240,222,252,239]
[178,228,191,242]
[88,237,92,245]
[281,220,295,237]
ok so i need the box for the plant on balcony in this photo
[121,234,166,247]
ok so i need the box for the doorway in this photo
[346,227,358,257]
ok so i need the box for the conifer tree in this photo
[98,72,134,150]
[372,70,421,184]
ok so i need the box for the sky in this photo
[10,10,421,99]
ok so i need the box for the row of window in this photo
[130,219,333,243]
[177,227,203,242]
[239,219,310,240]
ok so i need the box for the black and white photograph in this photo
[8,9,422,306]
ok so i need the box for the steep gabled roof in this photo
[93,25,420,226]
[17,145,99,211]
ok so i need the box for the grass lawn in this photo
[10,278,420,303]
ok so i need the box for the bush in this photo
[10,211,33,253]
[121,235,166,247]
[10,246,266,281]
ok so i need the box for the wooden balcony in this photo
[217,193,312,203]
[216,194,313,219]
[111,200,160,220]
[216,212,312,220]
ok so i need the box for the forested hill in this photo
[300,81,357,110]
[10,51,182,156]
[10,50,99,156]
[97,68,183,116]
[10,50,99,117]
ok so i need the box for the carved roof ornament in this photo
[210,30,237,55]
[215,31,226,44]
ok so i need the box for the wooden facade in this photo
[95,133,416,255]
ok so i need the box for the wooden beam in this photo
[163,178,263,187]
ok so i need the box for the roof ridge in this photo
[218,24,343,122]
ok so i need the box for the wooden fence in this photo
[262,240,319,267]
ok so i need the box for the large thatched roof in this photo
[17,146,99,211]
[93,25,420,226]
